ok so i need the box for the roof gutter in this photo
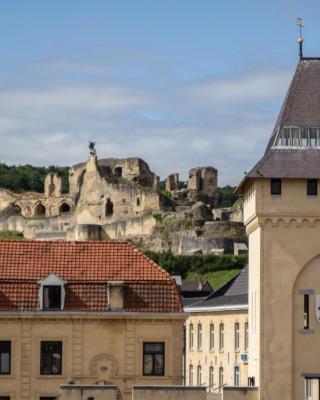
[184,304,248,313]
[0,311,187,320]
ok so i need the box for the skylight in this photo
[273,126,320,148]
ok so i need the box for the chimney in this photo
[107,281,124,311]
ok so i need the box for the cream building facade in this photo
[236,57,320,400]
[185,268,249,397]
[0,240,186,400]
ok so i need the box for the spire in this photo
[297,17,304,59]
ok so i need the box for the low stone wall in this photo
[132,385,206,400]
[223,387,259,400]
[60,384,118,400]
[103,214,156,240]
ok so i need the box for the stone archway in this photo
[34,203,46,217]
[293,256,320,400]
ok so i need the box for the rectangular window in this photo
[234,366,240,387]
[40,341,62,375]
[197,365,202,386]
[219,367,224,392]
[0,341,11,375]
[245,322,249,352]
[305,378,319,400]
[189,324,194,350]
[143,342,165,376]
[307,179,318,196]
[197,324,202,351]
[40,398,57,400]
[271,179,282,195]
[219,323,224,351]
[189,365,193,386]
[0,397,10,400]
[209,323,214,351]
[304,295,310,330]
[209,366,214,391]
[43,286,62,310]
[235,322,240,352]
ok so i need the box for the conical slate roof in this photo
[237,58,320,192]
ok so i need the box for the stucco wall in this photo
[244,177,320,400]
[0,315,185,400]
[132,386,206,400]
[223,387,259,400]
[186,310,248,394]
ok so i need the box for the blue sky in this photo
[0,0,319,185]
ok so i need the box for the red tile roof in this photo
[0,240,183,313]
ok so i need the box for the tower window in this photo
[304,294,309,330]
[307,179,318,196]
[271,179,281,195]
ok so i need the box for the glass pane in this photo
[0,353,9,374]
[144,354,153,375]
[52,352,61,374]
[144,343,163,353]
[154,354,164,375]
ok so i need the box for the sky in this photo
[0,1,320,185]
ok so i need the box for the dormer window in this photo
[38,274,66,311]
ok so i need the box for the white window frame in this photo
[235,322,240,352]
[234,365,240,387]
[209,323,214,351]
[197,365,202,386]
[197,323,202,351]
[219,323,224,352]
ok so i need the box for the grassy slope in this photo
[0,231,24,240]
[186,268,242,291]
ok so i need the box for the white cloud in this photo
[0,67,292,185]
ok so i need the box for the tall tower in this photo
[237,58,320,400]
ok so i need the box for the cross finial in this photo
[297,17,304,59]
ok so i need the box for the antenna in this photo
[297,17,304,59]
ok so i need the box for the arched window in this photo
[114,167,122,177]
[197,323,202,351]
[59,203,70,214]
[106,198,114,217]
[189,323,194,350]
[34,203,46,217]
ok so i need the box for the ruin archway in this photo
[114,167,122,177]
[106,198,114,217]
[59,202,71,214]
[34,203,46,217]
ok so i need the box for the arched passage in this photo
[59,202,71,214]
[293,255,320,400]
[34,203,46,217]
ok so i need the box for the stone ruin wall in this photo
[0,154,244,253]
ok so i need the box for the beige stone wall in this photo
[243,177,320,400]
[132,387,206,400]
[60,387,117,400]
[186,310,248,395]
[223,387,259,400]
[0,314,185,400]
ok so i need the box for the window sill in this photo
[37,374,65,379]
[235,350,240,353]
[0,374,15,379]
[299,328,315,334]
[197,349,202,352]
[209,349,215,353]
